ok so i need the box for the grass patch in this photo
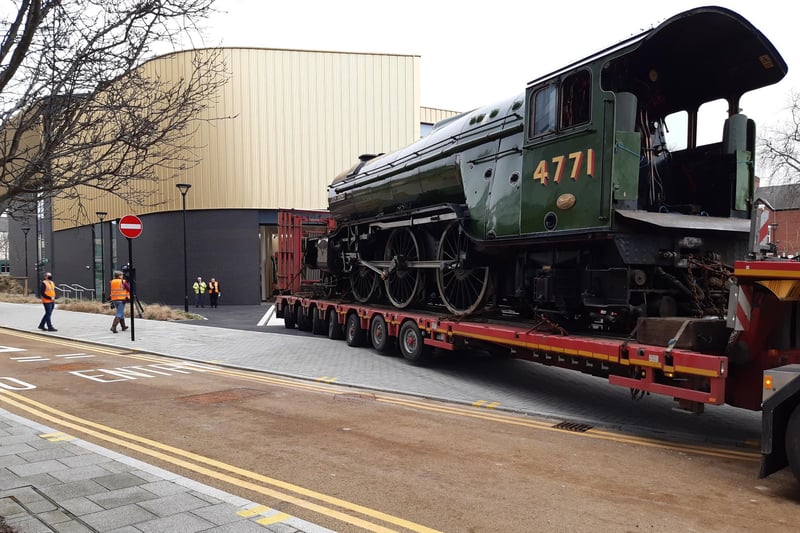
[0,291,200,321]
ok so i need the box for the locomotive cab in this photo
[600,7,786,219]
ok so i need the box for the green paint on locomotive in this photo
[329,6,788,247]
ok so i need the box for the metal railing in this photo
[55,283,96,300]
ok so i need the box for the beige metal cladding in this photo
[54,48,421,231]
[420,106,461,126]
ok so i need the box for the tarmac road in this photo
[9,302,766,448]
[1,325,799,533]
[179,304,764,448]
[0,301,794,532]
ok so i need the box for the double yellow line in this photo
[0,390,441,533]
[0,327,760,523]
[198,361,761,463]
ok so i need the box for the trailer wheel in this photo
[327,309,344,340]
[283,302,295,329]
[786,404,800,483]
[311,307,326,335]
[370,314,393,354]
[345,313,365,347]
[399,320,430,365]
[296,305,312,332]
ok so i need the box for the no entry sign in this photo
[119,215,143,239]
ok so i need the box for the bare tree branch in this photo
[759,90,800,185]
[0,0,228,221]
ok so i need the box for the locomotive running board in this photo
[368,210,458,230]
[616,209,750,232]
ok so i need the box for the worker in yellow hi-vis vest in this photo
[193,276,207,307]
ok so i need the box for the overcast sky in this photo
[197,1,796,133]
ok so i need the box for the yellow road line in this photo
[376,396,760,462]
[113,352,763,462]
[0,328,126,356]
[257,512,291,525]
[2,328,759,463]
[0,390,441,533]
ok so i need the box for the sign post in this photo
[119,215,143,340]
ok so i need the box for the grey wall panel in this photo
[130,210,261,306]
[53,210,261,306]
[52,226,95,295]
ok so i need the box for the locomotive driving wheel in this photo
[384,228,423,308]
[350,265,378,303]
[436,221,490,315]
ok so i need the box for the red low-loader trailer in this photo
[272,209,800,483]
[275,209,336,295]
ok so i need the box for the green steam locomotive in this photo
[312,6,788,332]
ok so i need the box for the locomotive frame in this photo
[311,7,788,333]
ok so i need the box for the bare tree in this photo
[0,0,227,222]
[759,91,800,185]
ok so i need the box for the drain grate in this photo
[553,420,593,433]
[333,392,376,403]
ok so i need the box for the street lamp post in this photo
[21,224,30,279]
[34,211,40,286]
[176,183,192,312]
[96,211,107,301]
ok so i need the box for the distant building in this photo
[754,183,800,256]
[6,47,459,304]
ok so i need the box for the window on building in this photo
[0,211,7,270]
[420,122,434,138]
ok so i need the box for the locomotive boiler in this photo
[311,6,788,333]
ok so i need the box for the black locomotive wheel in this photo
[435,221,490,315]
[350,265,379,303]
[370,314,393,354]
[282,302,295,329]
[786,404,800,483]
[311,306,326,335]
[327,309,344,340]
[345,313,365,347]
[384,228,423,309]
[398,320,430,365]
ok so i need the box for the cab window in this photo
[531,85,557,137]
[561,70,591,128]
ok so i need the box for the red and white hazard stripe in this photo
[734,284,752,332]
[756,206,771,249]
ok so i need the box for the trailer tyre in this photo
[296,305,312,332]
[283,303,295,329]
[345,313,365,347]
[399,320,429,365]
[786,404,800,483]
[327,309,344,340]
[370,315,393,354]
[312,307,326,335]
